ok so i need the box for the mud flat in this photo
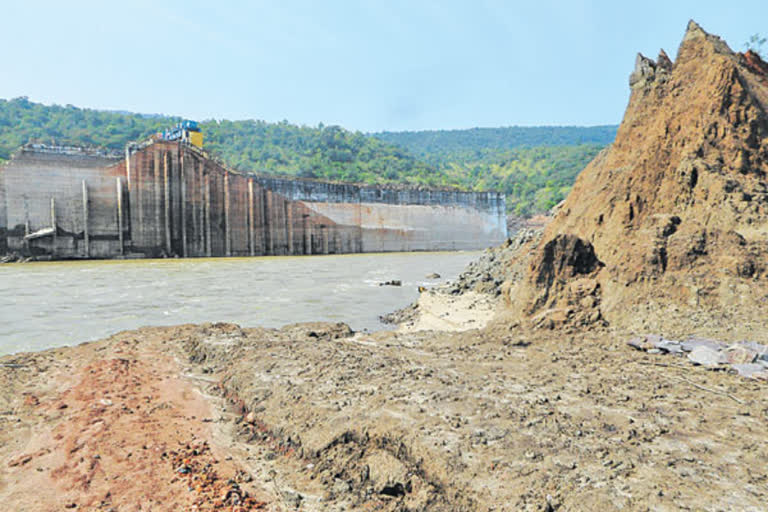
[2,321,767,511]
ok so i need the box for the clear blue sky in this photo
[1,1,765,132]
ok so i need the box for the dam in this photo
[0,139,507,259]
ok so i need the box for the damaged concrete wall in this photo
[255,176,507,252]
[0,141,507,259]
[1,147,124,258]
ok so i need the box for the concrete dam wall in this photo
[0,141,507,259]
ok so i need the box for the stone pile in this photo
[627,335,768,380]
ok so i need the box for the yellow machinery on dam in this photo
[0,137,507,260]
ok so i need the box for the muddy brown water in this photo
[0,251,480,355]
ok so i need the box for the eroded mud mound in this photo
[509,21,768,336]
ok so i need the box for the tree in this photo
[744,34,767,57]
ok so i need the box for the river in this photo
[0,251,480,355]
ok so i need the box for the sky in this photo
[1,1,766,132]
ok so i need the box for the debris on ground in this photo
[627,334,768,379]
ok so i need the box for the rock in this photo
[655,339,683,354]
[657,48,673,70]
[332,478,351,495]
[688,346,727,367]
[245,412,256,424]
[425,273,441,279]
[281,489,303,509]
[723,345,757,364]
[629,53,658,89]
[681,338,725,353]
[730,363,768,379]
[737,341,768,360]
[627,335,656,351]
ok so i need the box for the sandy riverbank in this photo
[395,290,498,333]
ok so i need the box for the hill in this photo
[372,126,617,216]
[372,125,617,158]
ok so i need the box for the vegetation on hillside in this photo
[201,120,441,186]
[372,127,614,216]
[0,97,172,157]
[744,34,766,57]
[372,125,616,158]
[435,144,605,216]
[0,96,611,216]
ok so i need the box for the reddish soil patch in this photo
[1,336,267,511]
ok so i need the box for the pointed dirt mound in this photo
[507,21,768,338]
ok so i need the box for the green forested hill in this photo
[372,126,616,160]
[201,120,440,186]
[434,144,605,216]
[0,97,173,157]
[0,97,612,216]
[372,126,616,216]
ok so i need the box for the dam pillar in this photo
[304,216,311,255]
[135,148,143,243]
[163,152,171,255]
[248,179,255,256]
[190,157,199,256]
[50,197,56,255]
[285,202,293,255]
[116,177,124,256]
[153,151,162,248]
[196,160,203,256]
[124,146,131,194]
[204,172,212,257]
[224,172,231,257]
[322,225,329,255]
[81,181,89,257]
[125,146,136,236]
[263,189,272,255]
[180,151,187,258]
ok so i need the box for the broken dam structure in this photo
[0,140,507,259]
